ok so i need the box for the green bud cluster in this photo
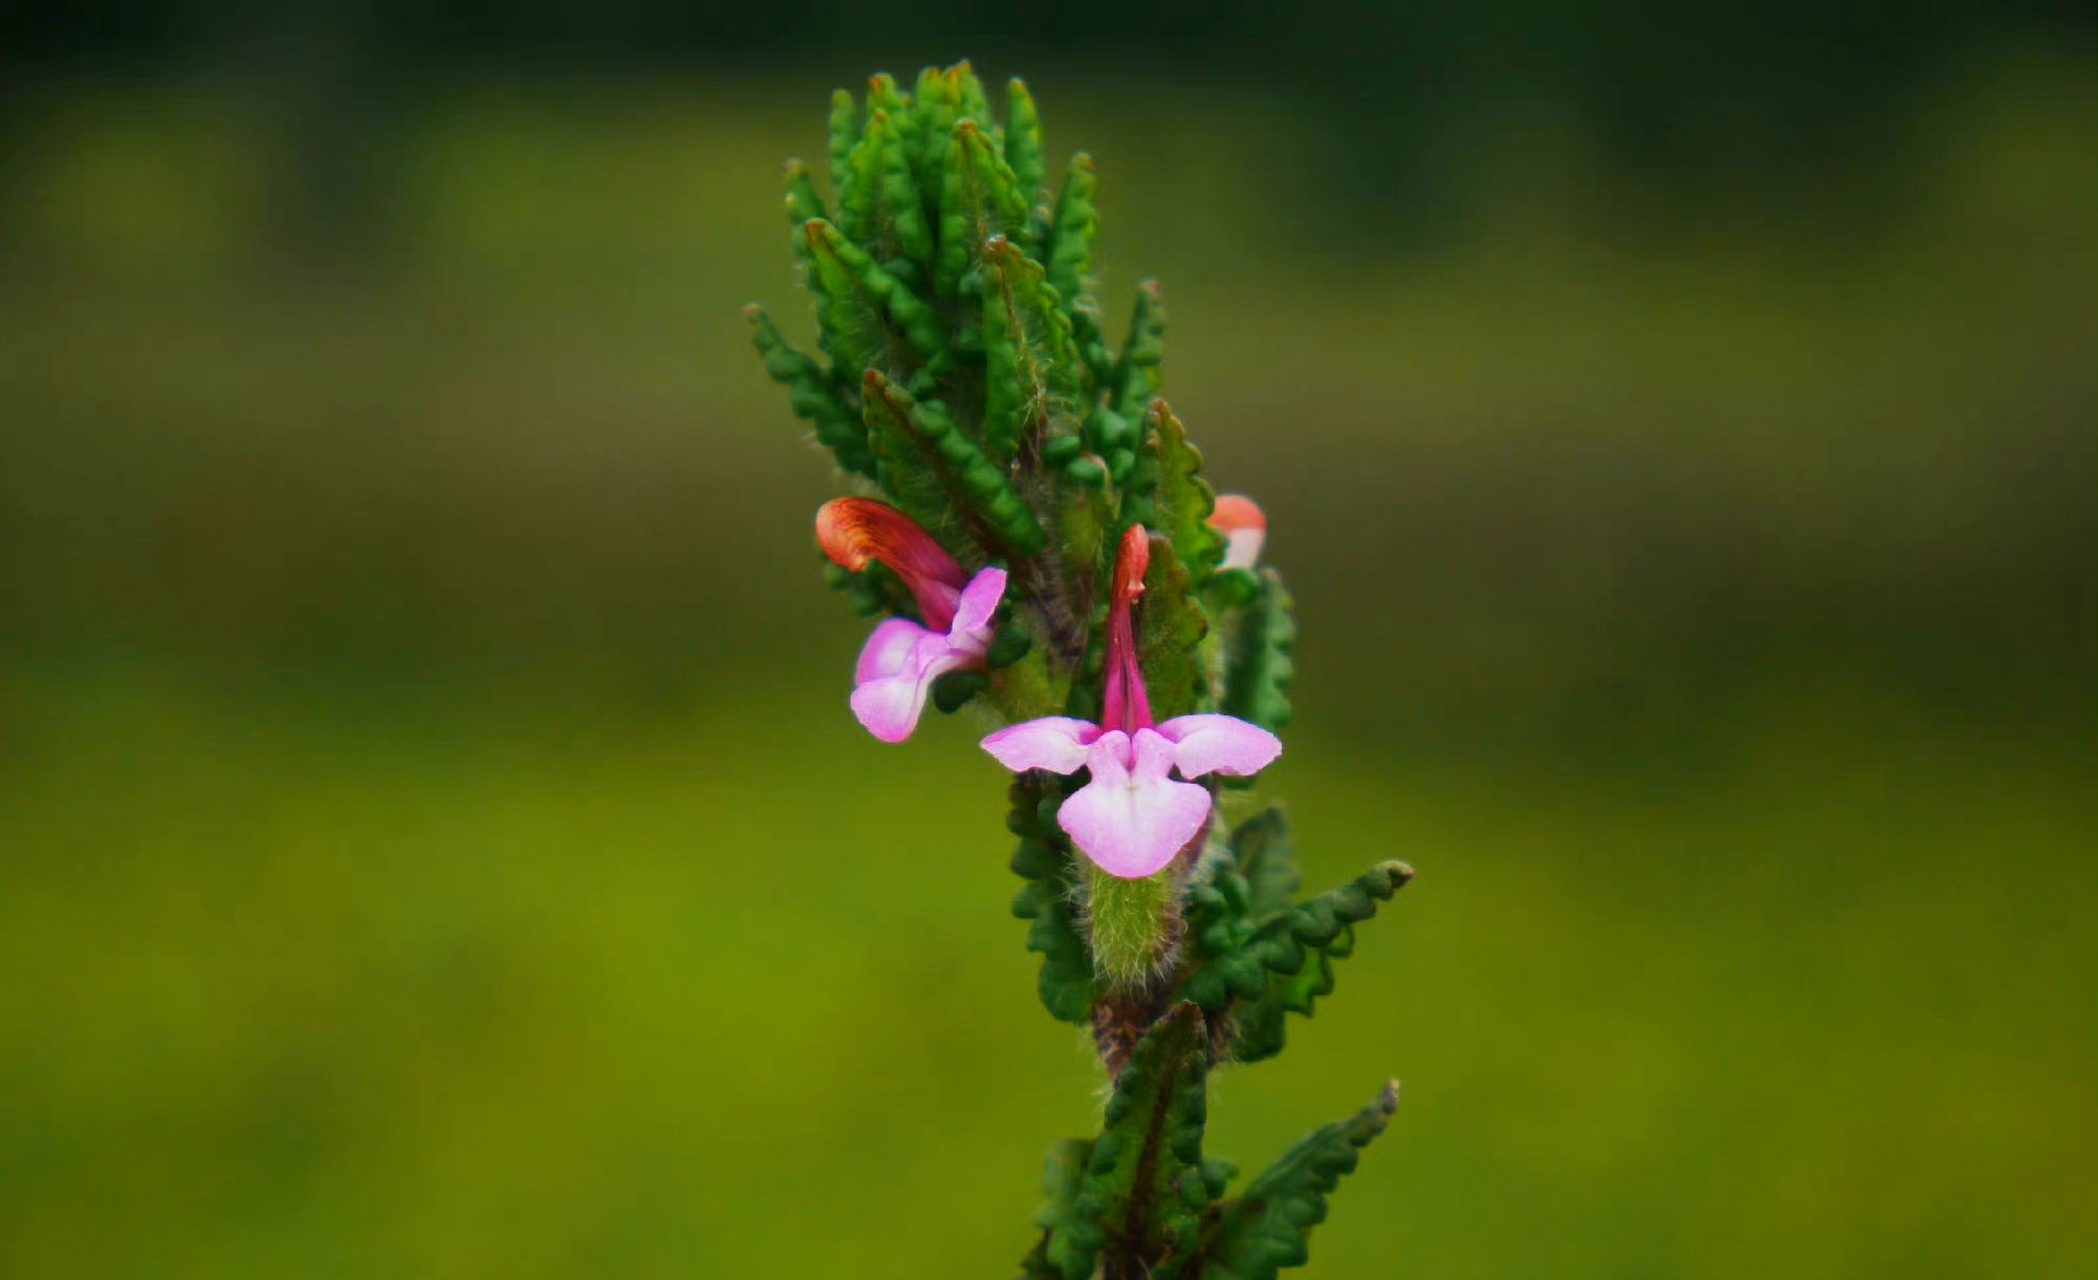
[750,62,1412,1279]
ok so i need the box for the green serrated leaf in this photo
[835,109,884,249]
[952,61,993,129]
[747,305,873,477]
[1220,568,1296,733]
[1180,807,1295,1003]
[910,65,961,217]
[1136,532,1211,721]
[1065,456,1107,488]
[1232,807,1302,924]
[1085,406,1134,454]
[1016,1237,1057,1279]
[937,119,1031,300]
[1059,1004,1213,1280]
[783,158,829,230]
[865,72,909,119]
[875,113,933,266]
[1197,1082,1400,1280]
[820,555,913,621]
[862,371,1044,556]
[1004,78,1048,215]
[1039,478,1113,665]
[825,89,858,184]
[1047,153,1098,314]
[986,620,1033,669]
[1184,856,1256,976]
[804,219,947,379]
[1123,400,1223,578]
[1181,859,1414,1063]
[1112,279,1168,421]
[1018,1137,1096,1280]
[981,235,1087,460]
[801,216,890,375]
[931,668,988,713]
[1008,776,1094,1025]
[836,107,933,273]
[1048,153,1111,386]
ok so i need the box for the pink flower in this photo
[1209,494,1267,571]
[981,525,1282,878]
[818,498,1007,743]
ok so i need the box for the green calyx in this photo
[1086,862,1180,987]
[1199,1081,1403,1278]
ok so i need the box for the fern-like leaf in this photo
[1220,568,1296,732]
[1055,1004,1213,1279]
[1196,1082,1400,1279]
[1180,857,1412,1066]
[747,305,872,477]
[1008,775,1093,1025]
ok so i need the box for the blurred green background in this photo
[2,4,2094,1277]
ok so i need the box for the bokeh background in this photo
[3,3,2094,1277]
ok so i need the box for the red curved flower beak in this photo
[816,497,970,631]
[1102,524,1154,736]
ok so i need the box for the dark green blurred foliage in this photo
[752,66,1402,1276]
[0,10,2094,1280]
[6,0,2093,231]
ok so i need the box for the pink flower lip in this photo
[978,520,1280,876]
[981,712,1282,879]
[848,566,1007,743]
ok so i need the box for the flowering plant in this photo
[751,62,1411,1279]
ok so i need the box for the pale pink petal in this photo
[980,717,1101,774]
[1057,762,1214,878]
[1085,729,1136,784]
[949,567,1007,641]
[1219,526,1266,572]
[855,617,935,684]
[1156,714,1284,778]
[1209,495,1267,571]
[850,673,928,743]
[851,641,965,744]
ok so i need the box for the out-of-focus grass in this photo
[1,670,2091,1278]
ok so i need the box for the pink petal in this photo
[851,642,965,744]
[850,673,928,743]
[1219,526,1266,572]
[1057,765,1214,879]
[1086,729,1137,784]
[1210,495,1267,571]
[949,567,1007,643]
[1156,714,1283,778]
[980,717,1101,774]
[856,617,935,684]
